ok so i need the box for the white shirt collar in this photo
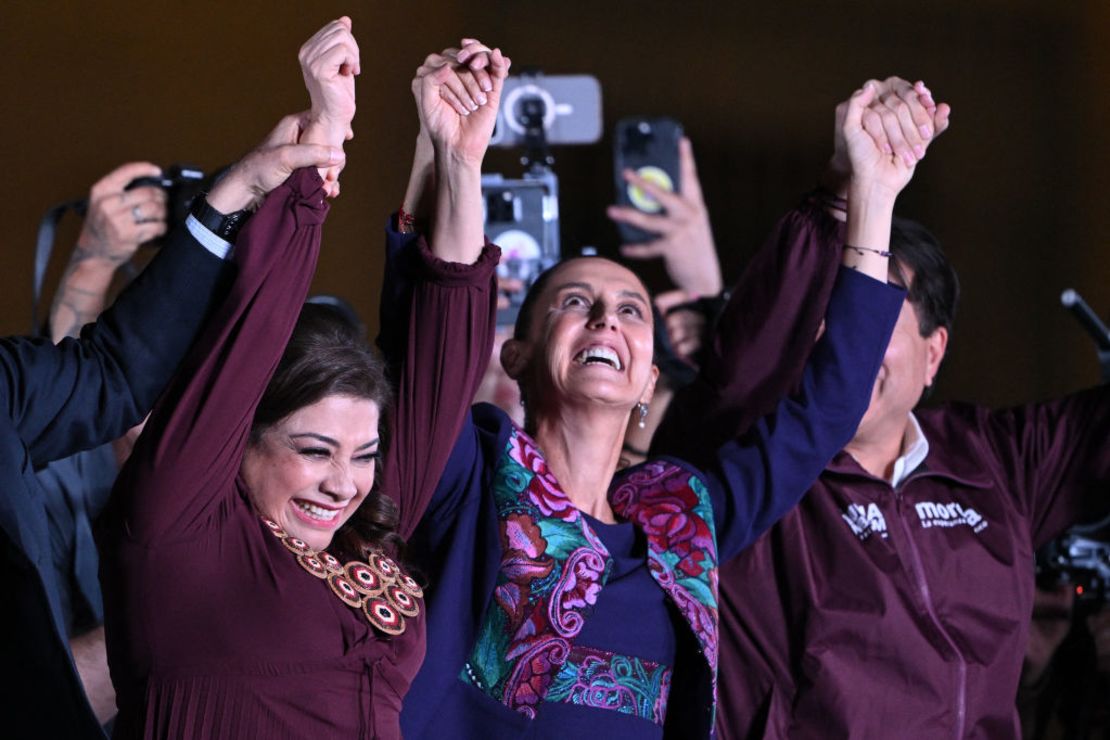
[890,412,929,488]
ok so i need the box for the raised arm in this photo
[425,41,509,262]
[108,21,351,539]
[839,80,949,279]
[4,207,224,466]
[297,16,359,197]
[380,40,508,536]
[653,78,949,464]
[702,78,951,557]
[378,43,506,375]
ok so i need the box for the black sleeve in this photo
[0,223,233,466]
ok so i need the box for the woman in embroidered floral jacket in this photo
[396,82,910,738]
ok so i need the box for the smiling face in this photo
[241,394,381,551]
[503,258,659,420]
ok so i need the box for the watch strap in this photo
[190,195,248,242]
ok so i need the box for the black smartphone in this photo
[613,117,683,244]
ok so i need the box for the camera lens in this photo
[514,95,547,128]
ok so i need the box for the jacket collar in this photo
[825,410,993,491]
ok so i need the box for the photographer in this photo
[4,90,342,740]
[49,162,169,342]
[32,160,175,727]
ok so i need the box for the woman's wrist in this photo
[434,152,484,206]
[402,131,436,219]
[847,173,901,211]
[433,141,485,174]
[430,153,485,264]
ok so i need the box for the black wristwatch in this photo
[190,194,249,242]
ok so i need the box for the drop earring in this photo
[636,402,649,429]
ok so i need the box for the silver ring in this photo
[131,204,142,224]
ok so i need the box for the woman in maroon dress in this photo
[97,20,509,739]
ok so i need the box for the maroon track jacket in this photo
[652,196,1110,738]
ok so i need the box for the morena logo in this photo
[841,503,888,541]
[914,501,988,534]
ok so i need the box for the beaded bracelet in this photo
[844,244,892,258]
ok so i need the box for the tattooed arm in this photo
[50,162,168,342]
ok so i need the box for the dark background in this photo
[5,1,1109,407]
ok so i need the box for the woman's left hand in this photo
[412,39,510,168]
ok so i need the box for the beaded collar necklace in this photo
[260,516,423,636]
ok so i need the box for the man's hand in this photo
[207,112,345,214]
[78,162,168,265]
[654,289,708,360]
[50,162,168,341]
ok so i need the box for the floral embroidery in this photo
[460,428,719,725]
[611,461,720,718]
[546,645,672,724]
[460,429,611,718]
[511,433,577,521]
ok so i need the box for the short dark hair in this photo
[250,303,401,559]
[889,216,960,337]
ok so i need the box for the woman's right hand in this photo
[412,39,510,168]
[298,17,360,196]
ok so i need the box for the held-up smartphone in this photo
[613,117,683,244]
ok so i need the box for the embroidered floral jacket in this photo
[399,267,904,739]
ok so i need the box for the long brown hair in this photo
[250,303,403,559]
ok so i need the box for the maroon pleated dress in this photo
[97,168,498,739]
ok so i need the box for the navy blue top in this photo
[400,267,904,739]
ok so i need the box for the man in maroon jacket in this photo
[652,77,1110,738]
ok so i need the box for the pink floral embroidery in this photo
[463,430,721,722]
[559,551,604,610]
[509,433,577,521]
[504,638,571,718]
[612,461,720,708]
[503,513,546,558]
